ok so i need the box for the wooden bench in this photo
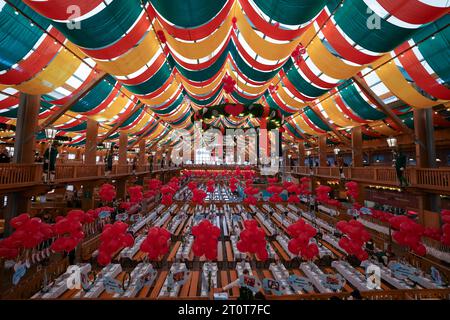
[149,271,168,298]
[228,270,240,298]
[167,242,181,262]
[188,271,199,297]
[220,271,229,290]
[217,242,224,268]
[272,241,291,262]
[179,272,193,297]
[225,241,234,268]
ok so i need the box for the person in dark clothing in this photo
[105,146,113,175]
[43,142,58,183]
[0,145,10,163]
[348,289,363,300]
[393,149,408,187]
[337,155,345,178]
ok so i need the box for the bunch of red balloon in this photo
[120,201,132,211]
[192,220,221,260]
[423,227,442,241]
[223,74,236,94]
[188,181,197,191]
[0,214,53,259]
[244,186,259,205]
[389,215,426,256]
[441,210,450,246]
[369,209,394,223]
[236,220,268,260]
[229,177,239,192]
[206,180,215,193]
[99,183,116,203]
[316,185,342,208]
[299,177,311,195]
[192,188,207,205]
[291,44,306,62]
[286,184,301,203]
[336,220,371,261]
[128,186,143,204]
[148,178,162,191]
[140,227,170,260]
[345,181,359,202]
[161,183,176,206]
[287,219,319,260]
[267,185,284,203]
[98,221,134,266]
[51,210,87,253]
[267,177,278,184]
[232,16,237,29]
[224,104,244,117]
[156,30,166,43]
[315,185,331,203]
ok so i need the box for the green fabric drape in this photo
[70,76,117,113]
[52,0,142,49]
[253,0,328,25]
[304,107,331,131]
[0,1,50,71]
[150,0,227,27]
[333,0,422,53]
[413,15,450,84]
[339,82,385,120]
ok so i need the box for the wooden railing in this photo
[288,166,450,192]
[0,163,42,188]
[268,288,450,300]
[0,163,152,189]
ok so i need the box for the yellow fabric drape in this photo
[235,5,301,61]
[369,121,398,136]
[94,30,160,76]
[292,115,318,135]
[302,27,363,80]
[177,68,226,95]
[373,55,442,109]
[155,14,232,60]
[141,81,181,106]
[14,46,81,95]
[277,85,307,109]
[90,95,130,121]
[124,112,151,134]
[319,97,356,127]
[226,63,270,95]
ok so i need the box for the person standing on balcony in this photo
[43,142,58,183]
[393,149,408,188]
[0,145,10,163]
[337,154,345,179]
[105,145,113,176]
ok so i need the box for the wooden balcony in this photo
[0,163,153,192]
[287,166,450,193]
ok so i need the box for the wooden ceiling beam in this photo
[97,102,143,144]
[352,75,414,136]
[37,71,107,132]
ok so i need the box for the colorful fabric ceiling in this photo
[0,0,449,147]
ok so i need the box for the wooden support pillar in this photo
[84,119,98,165]
[351,126,363,167]
[81,119,99,211]
[298,143,305,166]
[414,108,440,217]
[5,94,40,236]
[116,131,128,200]
[118,131,128,166]
[139,139,146,167]
[318,135,327,167]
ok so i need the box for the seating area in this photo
[0,0,449,311]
